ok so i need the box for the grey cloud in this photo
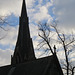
[0,0,35,16]
[0,49,13,66]
[53,0,75,30]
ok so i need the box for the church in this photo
[0,0,63,75]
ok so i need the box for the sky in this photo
[0,0,75,67]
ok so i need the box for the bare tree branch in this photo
[38,22,75,75]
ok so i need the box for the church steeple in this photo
[21,0,27,18]
[11,0,36,65]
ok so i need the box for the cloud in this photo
[29,0,53,23]
[0,0,35,16]
[29,24,39,49]
[53,0,75,30]
[0,0,53,23]
[0,49,13,66]
[0,26,18,46]
[1,0,75,31]
[32,6,53,22]
[0,0,75,67]
[26,0,35,8]
[0,0,21,16]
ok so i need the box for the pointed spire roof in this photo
[21,0,27,18]
[11,0,36,65]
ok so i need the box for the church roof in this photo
[0,55,63,75]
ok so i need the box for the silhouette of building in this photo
[11,0,36,65]
[0,0,63,75]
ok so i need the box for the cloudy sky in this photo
[0,0,75,66]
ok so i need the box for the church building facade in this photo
[0,0,63,75]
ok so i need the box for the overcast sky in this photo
[0,0,75,66]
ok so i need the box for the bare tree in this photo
[38,22,75,75]
[38,22,56,55]
[0,15,15,40]
[0,15,12,40]
[0,15,15,29]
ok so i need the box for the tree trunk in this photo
[63,44,69,75]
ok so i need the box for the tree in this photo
[0,16,8,40]
[0,15,15,29]
[0,15,15,40]
[38,22,75,75]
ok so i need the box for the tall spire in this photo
[21,0,27,17]
[11,0,36,65]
